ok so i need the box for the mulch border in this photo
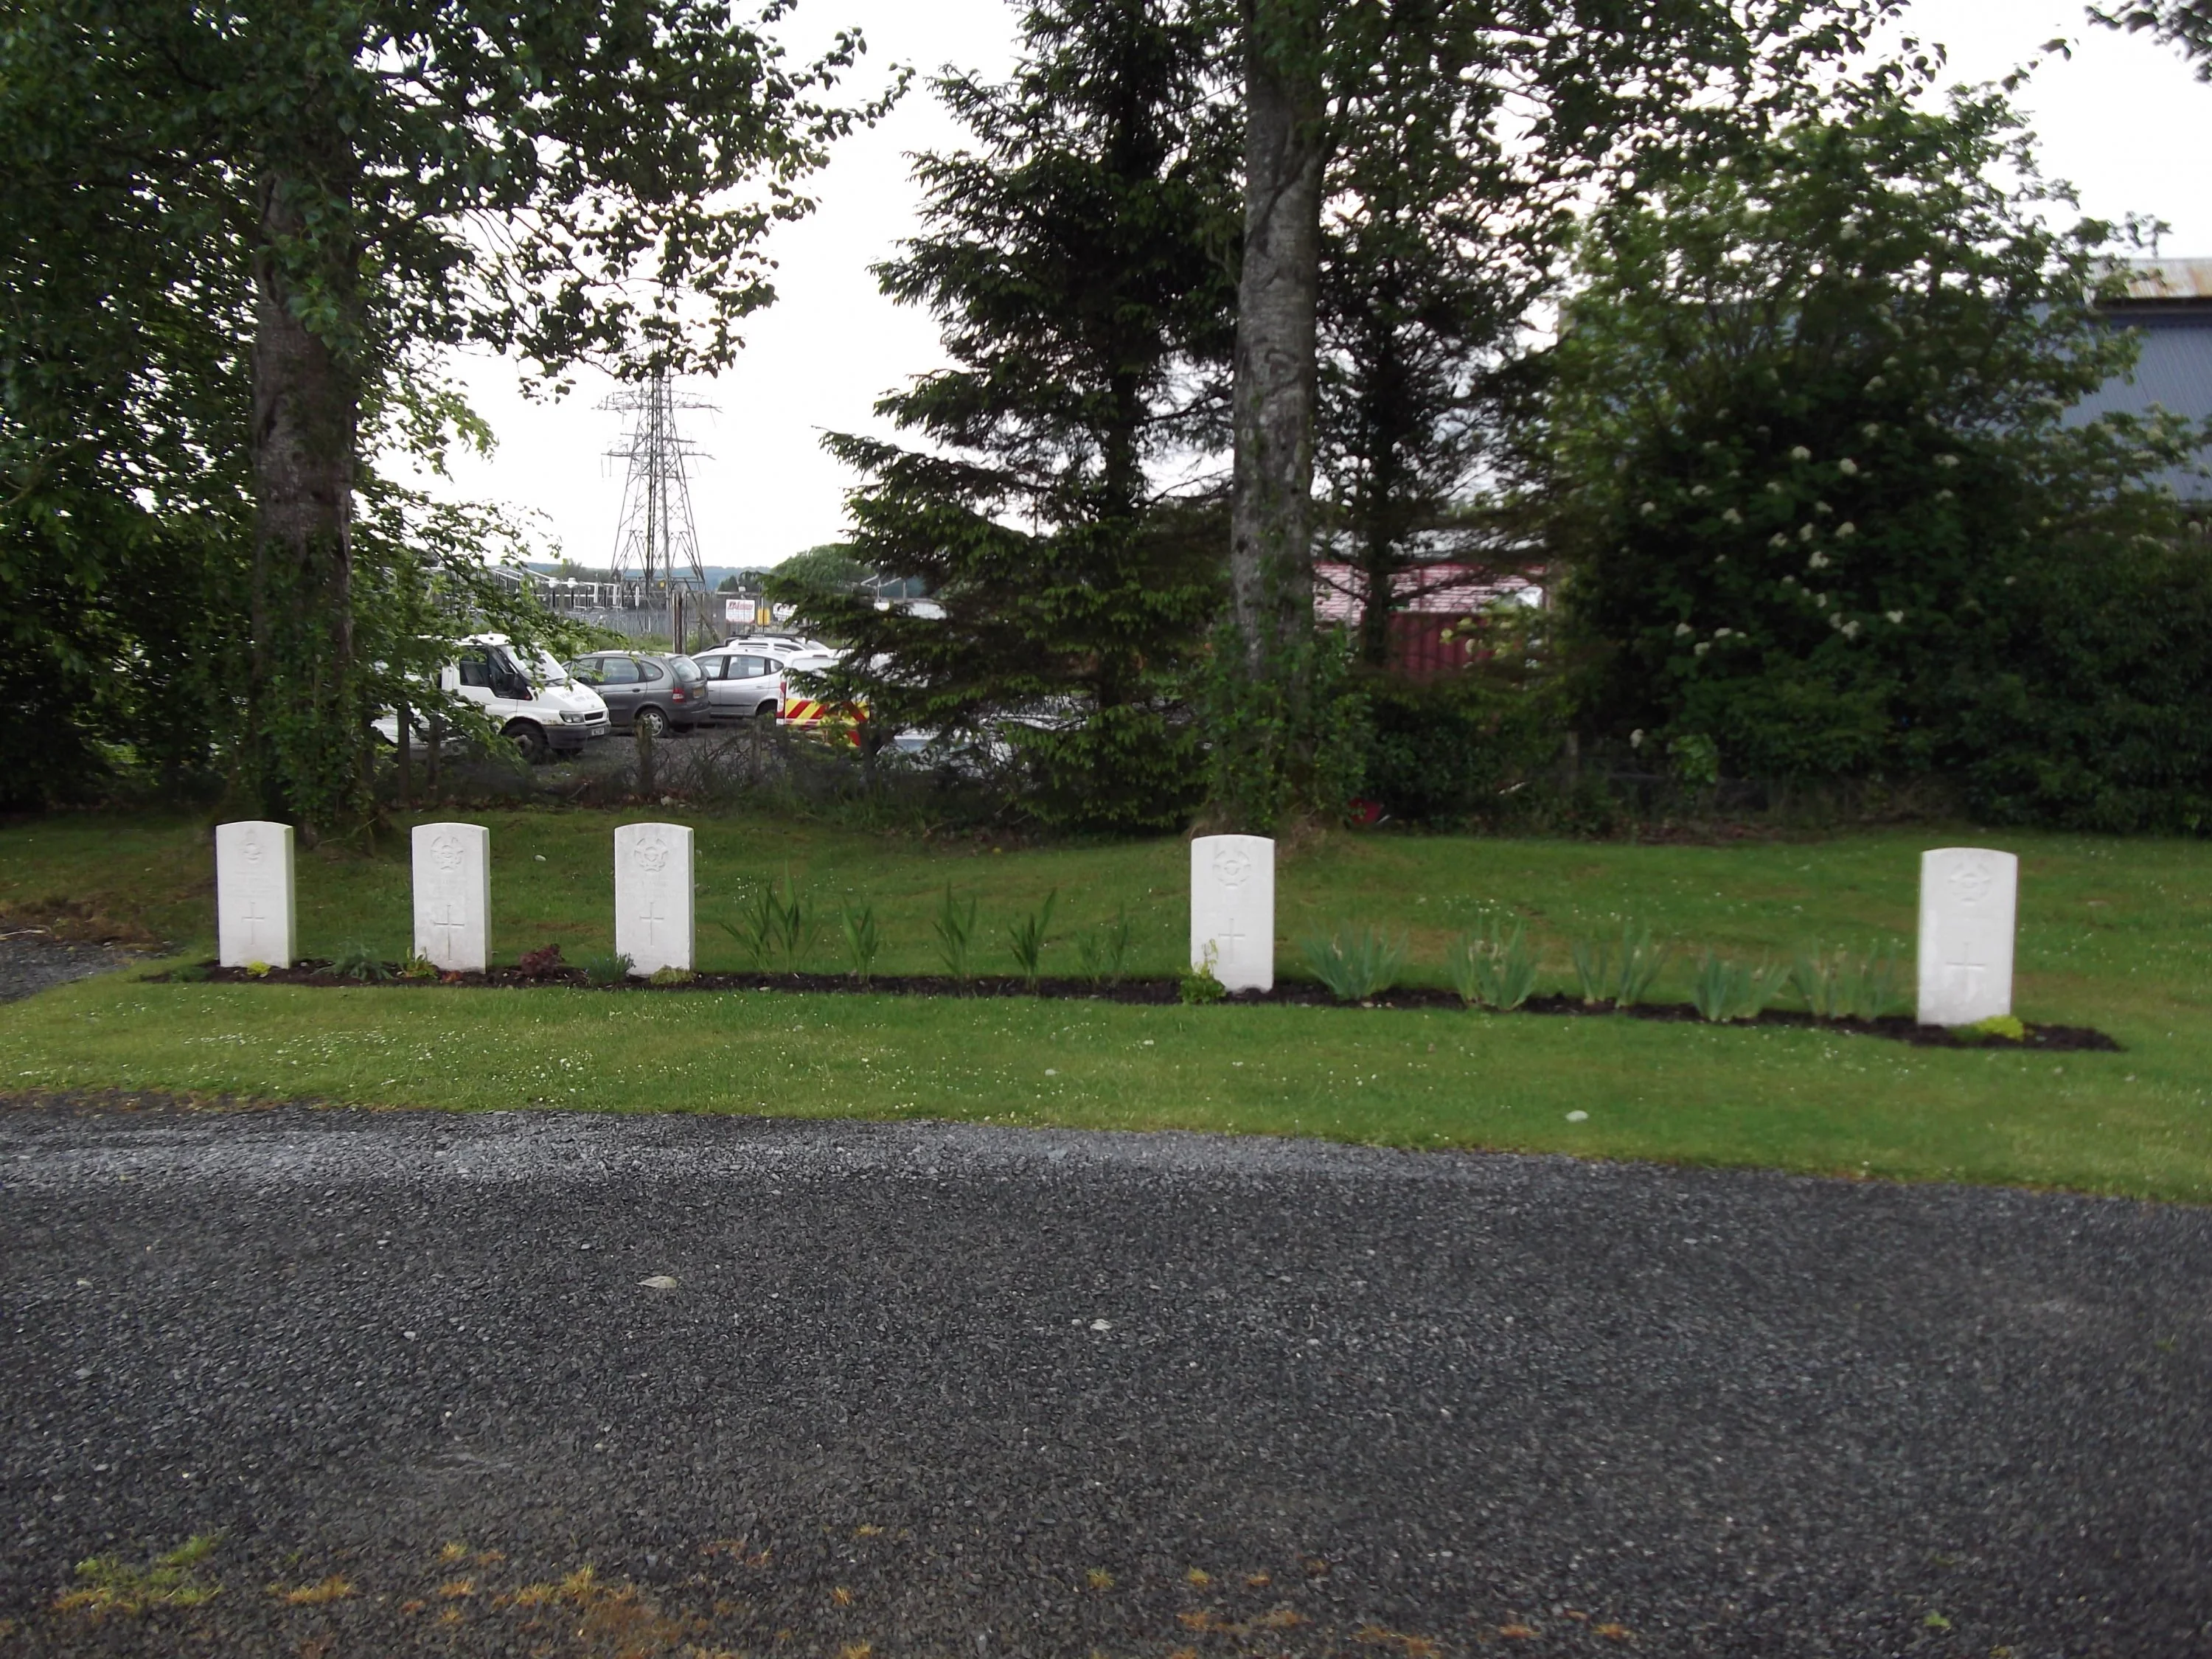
[144,962,2122,1052]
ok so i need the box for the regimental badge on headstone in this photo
[411,822,490,973]
[1916,847,2019,1027]
[215,821,297,968]
[1190,834,1275,993]
[613,822,695,976]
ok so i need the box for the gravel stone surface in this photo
[1,1101,2207,1657]
[0,938,144,1005]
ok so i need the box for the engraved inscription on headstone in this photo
[614,822,695,976]
[411,822,490,973]
[1917,846,2018,1026]
[215,820,296,968]
[1190,834,1275,994]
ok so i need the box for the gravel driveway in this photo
[1,1102,2206,1658]
[0,938,145,1005]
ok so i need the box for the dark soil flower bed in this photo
[153,963,2123,1051]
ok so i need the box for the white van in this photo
[373,634,610,762]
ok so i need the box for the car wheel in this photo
[502,720,550,764]
[756,702,779,723]
[633,705,669,739]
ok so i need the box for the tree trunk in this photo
[248,167,361,829]
[1229,0,1326,671]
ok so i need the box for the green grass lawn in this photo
[4,807,2209,1200]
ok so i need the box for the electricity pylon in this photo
[601,372,713,587]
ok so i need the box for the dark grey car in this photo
[563,652,709,737]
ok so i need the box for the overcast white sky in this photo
[422,0,2212,572]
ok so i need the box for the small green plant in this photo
[1299,924,1408,1004]
[328,941,390,983]
[1006,889,1058,991]
[722,866,818,972]
[1447,919,1539,1011]
[1074,906,1135,987]
[1957,1013,2026,1044]
[243,960,272,979]
[838,902,882,987]
[1178,943,1227,1005]
[932,885,978,983]
[1691,952,1793,1023]
[57,1534,223,1616]
[169,960,212,984]
[1571,919,1669,1006]
[647,965,695,987]
[400,952,439,982]
[1792,939,1907,1021]
[582,950,634,986]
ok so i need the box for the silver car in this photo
[690,647,789,723]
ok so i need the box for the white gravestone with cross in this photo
[215,820,296,969]
[1190,834,1275,993]
[411,822,490,973]
[614,822,695,976]
[1917,847,2018,1026]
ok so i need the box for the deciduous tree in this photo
[2,0,897,827]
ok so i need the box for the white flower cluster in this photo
[1837,458,1860,476]
[1722,508,1742,525]
[1790,445,1812,462]
[1806,550,1831,571]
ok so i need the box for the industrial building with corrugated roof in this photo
[2074,257,2212,502]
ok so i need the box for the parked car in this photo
[372,634,611,763]
[689,646,790,723]
[564,650,710,737]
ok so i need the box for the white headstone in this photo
[1191,834,1275,993]
[614,822,694,976]
[411,822,490,973]
[1917,847,2018,1026]
[216,821,296,968]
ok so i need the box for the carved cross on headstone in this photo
[1219,917,1248,964]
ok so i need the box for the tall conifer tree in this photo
[811,0,1237,830]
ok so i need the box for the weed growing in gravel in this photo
[1447,921,1538,1011]
[839,903,882,987]
[400,952,439,982]
[1074,905,1135,987]
[647,966,696,987]
[56,1534,222,1617]
[274,1576,355,1605]
[1301,925,1408,1003]
[1006,889,1057,991]
[933,886,978,984]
